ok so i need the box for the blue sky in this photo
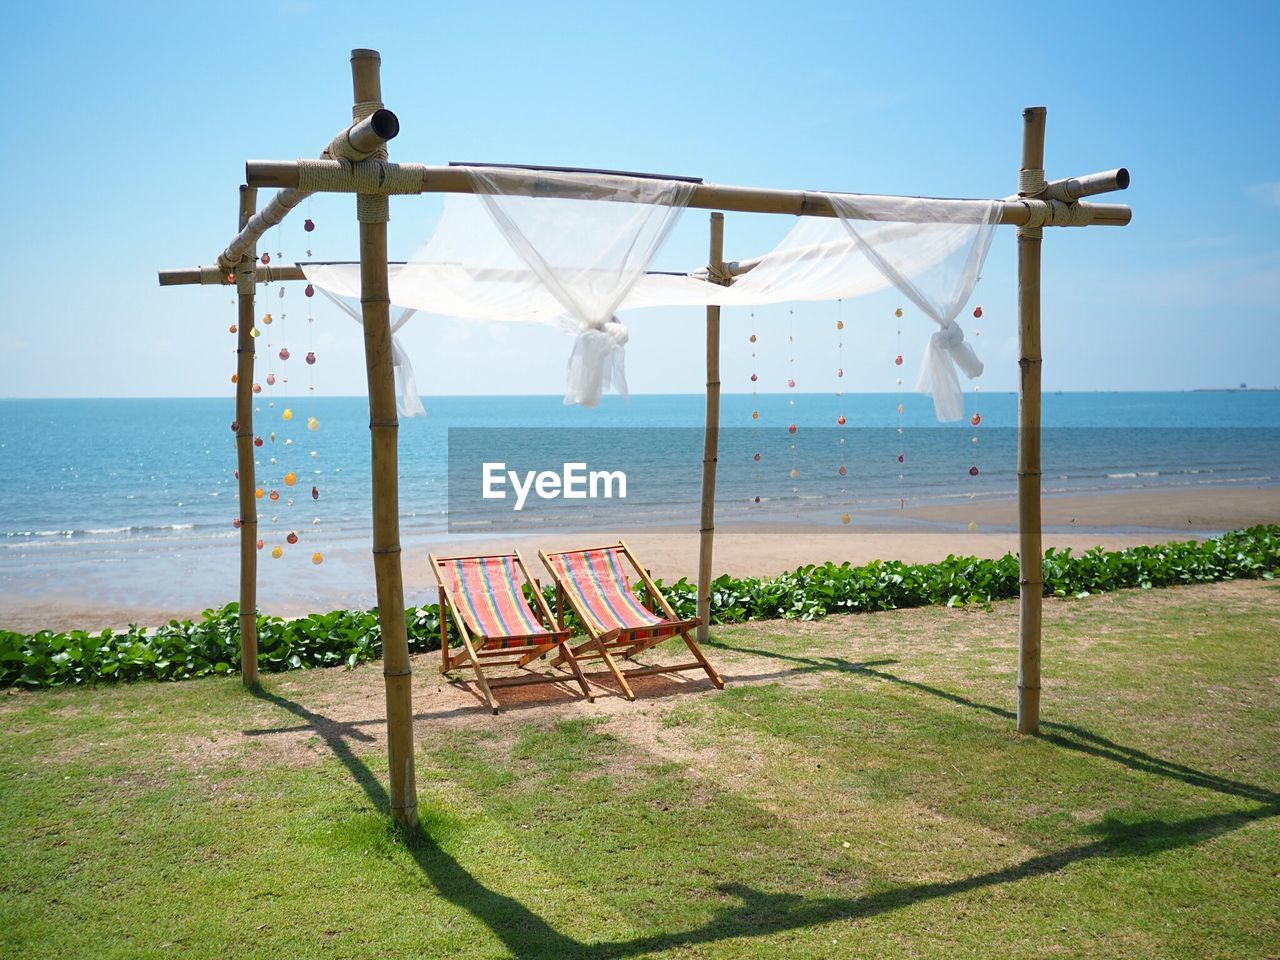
[1,0,1276,400]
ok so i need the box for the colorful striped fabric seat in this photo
[436,554,549,648]
[543,547,685,644]
[539,541,724,702]
[429,550,592,713]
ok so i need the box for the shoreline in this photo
[2,485,1277,634]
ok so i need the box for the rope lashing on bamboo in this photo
[1019,198,1095,232]
[705,262,735,286]
[295,159,421,218]
[235,259,255,295]
[1018,166,1048,240]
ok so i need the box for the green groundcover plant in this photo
[3,525,1276,689]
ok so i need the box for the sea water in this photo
[1,392,1277,616]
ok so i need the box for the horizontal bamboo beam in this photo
[158,264,308,286]
[242,160,1132,228]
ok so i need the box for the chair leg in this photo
[515,642,555,669]
[551,634,600,668]
[679,630,725,689]
[460,635,499,714]
[440,597,451,673]
[596,639,635,701]
[557,642,595,703]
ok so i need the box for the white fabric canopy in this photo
[302,177,1001,421]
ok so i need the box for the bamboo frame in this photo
[159,46,1132,826]
[697,213,726,643]
[234,187,259,687]
[1017,107,1048,736]
[538,541,724,701]
[428,550,593,713]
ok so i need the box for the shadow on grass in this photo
[249,686,581,954]
[248,680,1278,958]
[241,662,794,735]
[712,641,1280,805]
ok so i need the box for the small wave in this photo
[4,521,205,542]
[1107,473,1137,479]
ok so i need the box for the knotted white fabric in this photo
[464,167,694,406]
[918,321,985,421]
[565,315,630,406]
[827,195,999,420]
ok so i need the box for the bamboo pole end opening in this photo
[369,108,399,141]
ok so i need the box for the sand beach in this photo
[5,485,1276,634]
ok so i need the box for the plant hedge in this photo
[3,524,1276,689]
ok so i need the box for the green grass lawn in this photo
[2,580,1277,959]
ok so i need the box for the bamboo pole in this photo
[234,186,259,688]
[1017,107,1047,735]
[696,213,726,644]
[242,160,1132,226]
[351,48,418,828]
[1042,167,1129,202]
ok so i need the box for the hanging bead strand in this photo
[895,306,907,511]
[750,320,761,506]
[967,303,984,532]
[787,308,799,518]
[837,299,850,525]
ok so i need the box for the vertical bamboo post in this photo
[352,48,418,827]
[1017,107,1047,735]
[696,212,726,643]
[234,186,259,688]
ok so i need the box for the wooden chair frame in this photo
[429,549,593,713]
[538,539,725,701]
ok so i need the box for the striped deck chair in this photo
[429,551,592,713]
[538,540,724,701]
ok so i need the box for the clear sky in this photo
[1,0,1277,401]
